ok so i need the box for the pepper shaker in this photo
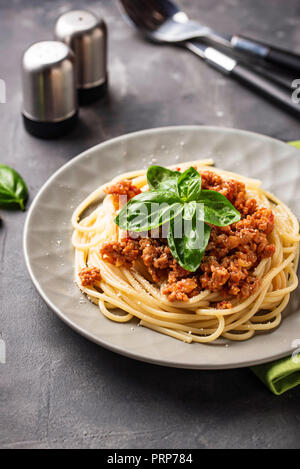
[21,41,78,138]
[55,10,108,105]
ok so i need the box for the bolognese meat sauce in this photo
[99,172,275,305]
[104,179,141,209]
[78,267,101,287]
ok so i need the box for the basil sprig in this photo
[115,165,241,272]
[0,164,28,210]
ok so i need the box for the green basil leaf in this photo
[115,190,183,232]
[197,190,241,226]
[183,201,197,220]
[0,164,28,210]
[167,211,211,272]
[177,167,202,202]
[147,165,180,193]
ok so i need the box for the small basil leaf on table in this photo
[115,190,183,232]
[177,167,202,202]
[0,164,28,210]
[197,190,241,226]
[147,165,180,193]
[168,211,211,272]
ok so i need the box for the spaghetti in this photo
[72,160,299,343]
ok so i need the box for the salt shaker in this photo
[22,41,78,138]
[55,10,108,105]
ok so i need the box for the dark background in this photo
[1,0,300,449]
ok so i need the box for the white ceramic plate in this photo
[23,126,300,369]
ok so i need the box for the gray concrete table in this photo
[1,0,300,449]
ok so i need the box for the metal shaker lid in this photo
[54,10,107,90]
[22,41,77,123]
